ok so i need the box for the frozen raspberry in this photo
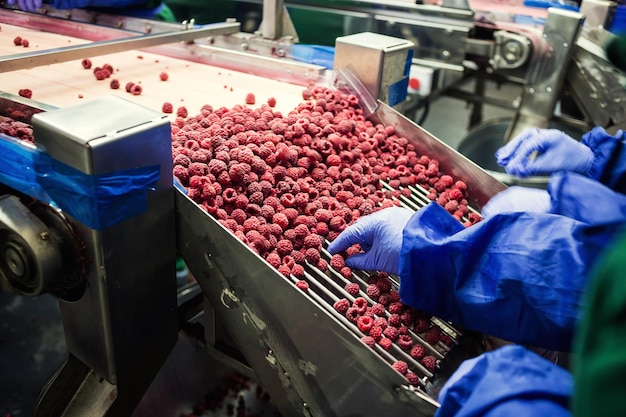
[424,327,441,345]
[365,284,380,300]
[361,335,376,348]
[369,326,383,341]
[18,89,32,99]
[245,93,256,105]
[316,258,328,271]
[339,266,352,279]
[277,264,291,277]
[304,248,320,264]
[291,264,305,278]
[378,293,391,306]
[265,252,281,268]
[130,84,142,95]
[352,297,368,314]
[398,325,409,335]
[388,290,401,303]
[276,239,294,256]
[267,97,277,107]
[295,279,308,291]
[344,282,360,296]
[357,315,374,333]
[125,82,135,92]
[402,372,419,389]
[373,317,387,330]
[371,303,385,316]
[382,326,399,341]
[81,58,92,69]
[333,298,350,314]
[177,106,188,118]
[397,335,413,351]
[109,79,120,89]
[421,355,438,372]
[388,314,401,327]
[13,36,23,46]
[159,71,169,81]
[440,334,453,347]
[21,38,29,47]
[162,102,173,113]
[272,213,289,230]
[388,302,404,315]
[410,344,426,360]
[329,216,346,231]
[330,254,345,270]
[413,317,431,334]
[378,337,392,351]
[376,277,392,293]
[392,360,408,375]
[345,307,359,323]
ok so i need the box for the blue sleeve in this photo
[583,127,626,193]
[436,345,572,417]
[398,202,622,352]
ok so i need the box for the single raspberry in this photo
[421,355,438,372]
[159,71,169,81]
[276,239,293,256]
[245,93,256,105]
[413,317,431,334]
[21,38,29,47]
[330,254,346,270]
[398,325,409,335]
[371,303,385,316]
[130,84,142,95]
[291,264,305,278]
[397,335,413,351]
[440,334,453,347]
[378,337,392,351]
[277,264,291,277]
[361,335,376,348]
[339,266,352,279]
[81,58,92,69]
[125,82,135,92]
[345,307,359,323]
[357,315,374,333]
[295,279,308,291]
[410,344,426,360]
[162,102,173,113]
[369,326,383,341]
[376,277,392,293]
[373,317,387,330]
[382,326,399,341]
[304,248,320,264]
[333,298,350,314]
[365,284,380,300]
[267,97,277,107]
[392,360,408,375]
[405,372,419,386]
[378,293,391,306]
[13,36,23,46]
[109,79,120,89]
[388,302,404,315]
[18,89,32,99]
[424,327,441,345]
[316,258,328,271]
[344,282,360,296]
[177,106,188,118]
[388,290,401,303]
[102,63,114,73]
[388,314,402,327]
[265,252,281,268]
[352,297,368,314]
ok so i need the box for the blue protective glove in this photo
[481,186,551,217]
[496,128,594,177]
[7,0,43,11]
[327,206,414,275]
[436,345,572,417]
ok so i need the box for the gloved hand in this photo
[496,128,594,177]
[482,186,551,217]
[7,0,43,11]
[327,206,413,275]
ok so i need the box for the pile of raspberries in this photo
[171,83,471,384]
[0,115,34,144]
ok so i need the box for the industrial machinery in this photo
[0,0,621,415]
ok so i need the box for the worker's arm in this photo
[401,172,626,352]
[435,345,572,417]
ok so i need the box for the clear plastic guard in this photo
[334,67,378,118]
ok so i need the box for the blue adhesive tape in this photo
[0,136,160,230]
